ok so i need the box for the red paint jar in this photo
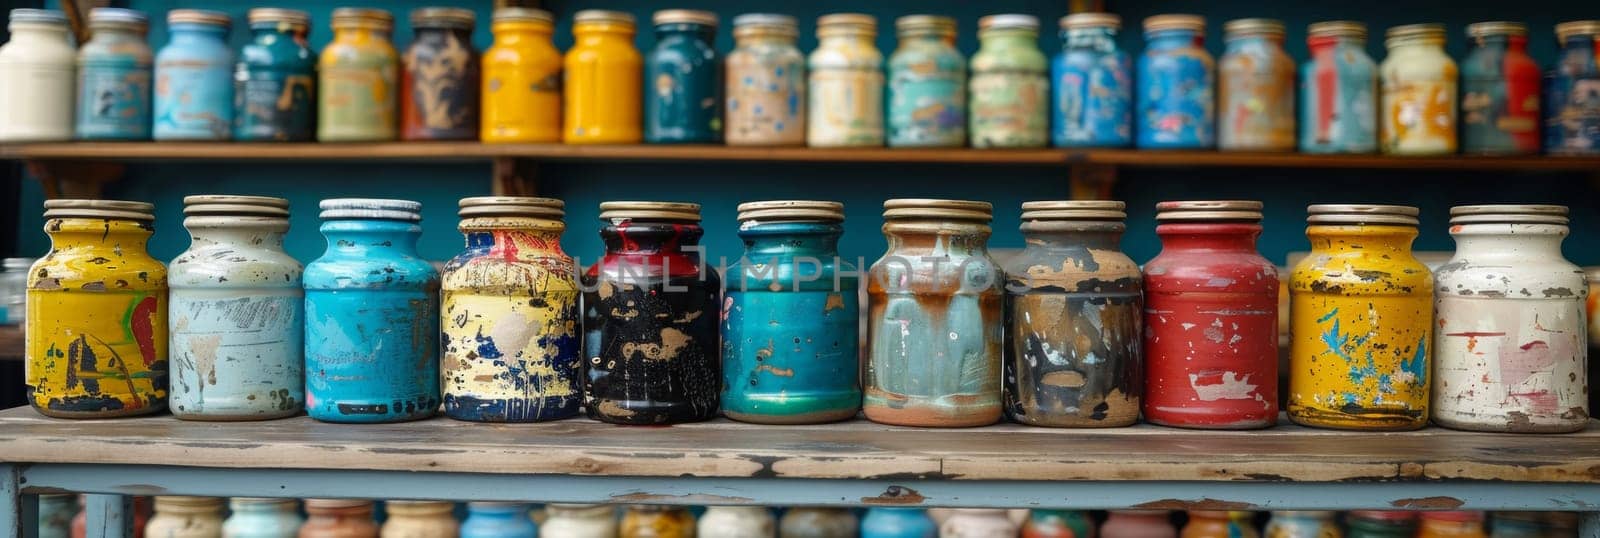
[1142,201,1279,429]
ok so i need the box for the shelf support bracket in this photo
[26,160,125,200]
[1069,164,1117,200]
[492,157,540,197]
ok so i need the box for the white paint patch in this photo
[1189,372,1258,401]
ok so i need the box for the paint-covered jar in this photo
[300,499,378,538]
[544,505,617,538]
[1142,201,1278,429]
[1021,510,1093,538]
[235,9,315,142]
[565,10,641,144]
[861,508,937,538]
[402,7,478,141]
[1381,24,1457,155]
[381,501,458,538]
[970,14,1049,148]
[622,506,695,538]
[169,196,303,421]
[304,199,440,424]
[75,8,153,141]
[1433,205,1588,432]
[27,200,166,418]
[461,503,535,538]
[1486,513,1545,538]
[645,9,721,143]
[1219,18,1295,151]
[584,202,721,424]
[1182,512,1257,538]
[725,14,804,146]
[0,9,74,142]
[887,15,964,147]
[1546,21,1600,155]
[1102,511,1174,538]
[1265,512,1338,538]
[146,497,225,538]
[481,8,561,143]
[1288,204,1432,431]
[809,13,884,147]
[319,8,398,142]
[1345,513,1415,538]
[1052,13,1133,148]
[1300,21,1378,153]
[779,508,856,538]
[442,197,581,422]
[697,506,774,538]
[1004,201,1142,427]
[154,10,233,140]
[1462,22,1541,155]
[38,493,75,538]
[940,510,1017,538]
[1137,15,1215,149]
[1418,513,1486,538]
[865,199,1003,427]
[224,498,303,538]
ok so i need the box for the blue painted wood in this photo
[1581,513,1598,538]
[20,493,38,538]
[82,494,131,538]
[0,464,20,538]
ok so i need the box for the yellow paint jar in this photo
[563,10,641,144]
[481,8,562,143]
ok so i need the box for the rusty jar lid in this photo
[386,500,454,515]
[574,9,635,28]
[1224,18,1284,39]
[737,200,844,224]
[493,7,553,25]
[303,499,374,511]
[599,201,701,222]
[1143,14,1204,35]
[1020,200,1126,221]
[458,196,564,219]
[733,13,797,37]
[43,199,155,221]
[10,9,67,26]
[319,198,421,222]
[1449,204,1568,225]
[883,199,992,222]
[1061,13,1120,31]
[332,8,393,31]
[654,9,716,28]
[183,195,291,218]
[88,8,148,31]
[980,14,1039,33]
[895,15,956,36]
[1556,20,1600,41]
[168,9,229,28]
[818,13,876,37]
[1308,21,1366,40]
[153,496,225,512]
[1467,21,1526,38]
[1386,23,1445,45]
[411,7,475,30]
[1154,200,1262,222]
[248,8,310,30]
[1305,204,1420,226]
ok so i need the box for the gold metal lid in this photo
[980,14,1039,32]
[818,13,875,33]
[1021,200,1126,221]
[1305,204,1420,226]
[303,499,374,509]
[1143,14,1204,34]
[318,198,421,222]
[1467,21,1526,38]
[1154,200,1262,222]
[1386,23,1445,43]
[598,201,701,222]
[1224,18,1284,38]
[493,7,553,25]
[88,8,149,31]
[1556,20,1600,41]
[153,496,225,510]
[1449,204,1568,225]
[653,9,716,28]
[331,8,393,30]
[1308,21,1366,40]
[733,13,797,38]
[411,7,475,29]
[574,9,635,27]
[1061,13,1120,31]
[737,200,844,223]
[895,14,956,35]
[43,199,155,221]
[183,195,290,218]
[882,199,992,222]
[168,9,230,27]
[247,8,309,29]
[458,196,564,219]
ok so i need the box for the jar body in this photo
[481,23,562,143]
[319,28,399,142]
[887,34,965,147]
[1219,36,1296,150]
[1462,36,1541,154]
[621,507,695,538]
[1546,36,1600,154]
[304,220,440,423]
[564,24,642,144]
[0,23,75,141]
[970,30,1049,148]
[544,505,618,538]
[155,24,234,140]
[1137,31,1215,149]
[380,512,458,538]
[646,25,721,143]
[780,508,857,538]
[1433,224,1587,432]
[441,219,582,422]
[403,26,479,140]
[726,35,805,146]
[1021,510,1093,538]
[861,508,936,538]
[1101,512,1175,538]
[461,504,536,538]
[1344,517,1415,538]
[722,222,860,424]
[940,510,1017,538]
[808,33,884,147]
[1300,37,1377,153]
[224,504,304,538]
[697,506,774,538]
[235,25,316,141]
[28,218,168,418]
[1265,514,1340,538]
[1418,519,1485,538]
[1053,27,1133,147]
[299,510,378,538]
[1182,514,1258,538]
[77,25,152,140]
[147,510,224,537]
[1288,225,1433,430]
[1380,40,1457,154]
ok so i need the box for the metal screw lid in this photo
[1021,200,1127,221]
[1449,204,1568,225]
[1305,204,1420,226]
[1556,20,1600,42]
[1061,13,1120,31]
[980,14,1039,32]
[1386,23,1446,44]
[895,15,956,36]
[1154,200,1262,222]
[303,499,374,510]
[458,196,564,219]
[598,201,701,222]
[733,13,796,31]
[10,9,68,25]
[1308,21,1366,40]
[1143,14,1204,35]
[43,199,155,221]
[183,195,290,218]
[574,10,635,27]
[737,200,844,223]
[818,13,876,37]
[1467,21,1526,38]
[153,496,225,511]
[653,9,717,28]
[247,8,310,29]
[168,9,229,27]
[386,500,455,514]
[883,199,992,222]
[88,8,148,31]
[331,8,394,31]
[1224,18,1285,38]
[493,7,553,25]
[318,198,422,222]
[411,7,475,30]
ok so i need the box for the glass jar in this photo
[1418,513,1486,538]
[1052,13,1133,148]
[235,8,315,141]
[565,10,641,144]
[1,257,33,326]
[1381,23,1457,155]
[169,196,303,421]
[1462,21,1541,155]
[1004,201,1142,427]
[0,9,74,142]
[697,506,774,538]
[38,493,75,538]
[75,8,152,141]
[1183,512,1258,538]
[725,14,805,146]
[300,499,378,538]
[584,202,721,425]
[645,9,721,143]
[971,14,1049,148]
[1345,512,1416,538]
[1102,511,1175,538]
[319,8,398,142]
[304,199,440,424]
[887,15,964,147]
[441,197,581,422]
[1486,513,1543,538]
[1288,204,1433,431]
[1219,18,1295,151]
[402,7,479,141]
[780,508,857,538]
[481,8,561,143]
[543,504,618,538]
[808,13,884,147]
[1546,20,1600,155]
[941,509,1018,538]
[28,200,167,418]
[1137,14,1215,149]
[224,498,303,538]
[862,508,937,538]
[146,496,225,538]
[462,502,536,538]
[154,9,233,140]
[1300,21,1378,153]
[1264,512,1339,538]
[621,505,695,538]
[865,199,1003,427]
[382,501,458,538]
[1434,205,1587,432]
[1021,510,1093,538]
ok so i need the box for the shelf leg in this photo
[1069,164,1118,200]
[1,464,19,537]
[1582,512,1599,538]
[492,157,540,197]
[83,494,130,538]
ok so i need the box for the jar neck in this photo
[1225,34,1283,51]
[1305,225,1418,253]
[10,23,69,42]
[736,32,794,46]
[415,25,471,41]
[883,220,992,255]
[655,23,713,40]
[233,504,295,514]
[1021,221,1125,250]
[1389,36,1444,52]
[820,31,874,47]
[1064,27,1118,50]
[980,28,1037,48]
[307,507,372,519]
[185,218,289,250]
[1309,35,1364,53]
[319,220,422,255]
[600,221,703,255]
[1450,223,1566,257]
[1474,34,1527,52]
[738,222,843,258]
[461,218,568,258]
[1154,223,1261,252]
[46,219,153,252]
[897,30,948,45]
[250,24,304,41]
[1561,35,1598,51]
[575,23,633,44]
[333,27,391,43]
[491,22,552,45]
[469,505,527,516]
[1148,30,1201,49]
[169,23,227,42]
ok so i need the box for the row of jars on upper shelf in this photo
[25,196,1588,434]
[0,7,1598,154]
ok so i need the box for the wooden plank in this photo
[1071,149,1600,171]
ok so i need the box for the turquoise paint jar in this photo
[1052,13,1133,147]
[223,498,304,538]
[235,8,316,142]
[154,10,233,140]
[887,15,965,147]
[1300,21,1378,153]
[1136,14,1215,149]
[861,508,937,538]
[645,10,721,143]
[461,502,537,538]
[75,8,152,141]
[304,199,440,424]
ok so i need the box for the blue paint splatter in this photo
[1320,318,1354,363]
[1401,336,1428,386]
[1316,308,1340,323]
[474,328,503,360]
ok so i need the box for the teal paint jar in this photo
[461,502,537,538]
[223,498,304,538]
[1300,21,1378,154]
[887,15,965,147]
[861,508,937,538]
[235,8,316,142]
[75,8,152,141]
[154,10,233,140]
[645,10,721,143]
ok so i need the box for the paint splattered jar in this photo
[1288,204,1433,431]
[481,8,561,143]
[1418,513,1487,538]
[697,506,774,538]
[441,197,581,422]
[402,7,479,141]
[564,10,642,144]
[1137,15,1215,149]
[1433,205,1587,432]
[725,14,804,146]
[1346,512,1417,538]
[645,9,721,144]
[1022,510,1093,538]
[462,502,536,538]
[865,199,1003,427]
[1102,511,1175,538]
[970,14,1049,148]
[1142,201,1279,429]
[543,504,618,537]
[304,199,440,424]
[1183,512,1258,538]
[1300,21,1378,154]
[940,509,1018,538]
[1462,22,1541,155]
[319,8,398,142]
[887,15,965,148]
[169,195,303,421]
[1004,201,1143,427]
[1053,13,1133,148]
[0,9,74,142]
[1381,24,1457,155]
[153,9,233,140]
[382,501,458,538]
[234,8,315,142]
[75,8,153,141]
[300,499,378,538]
[621,505,695,538]
[146,496,225,538]
[583,202,721,425]
[1265,511,1338,538]
[1546,21,1600,155]
[1219,18,1296,151]
[722,201,860,424]
[224,498,303,538]
[861,508,937,538]
[808,13,884,147]
[780,508,857,538]
[27,200,166,418]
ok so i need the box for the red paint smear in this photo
[488,230,520,261]
[1309,36,1339,142]
[585,221,704,279]
[1502,35,1542,152]
[130,296,158,367]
